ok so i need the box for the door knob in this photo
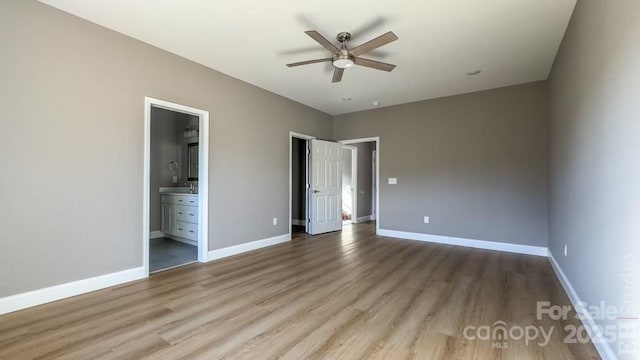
[313,190,320,193]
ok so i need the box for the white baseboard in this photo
[208,233,290,262]
[355,215,374,224]
[377,229,548,257]
[149,230,164,239]
[292,219,306,226]
[548,253,616,360]
[0,267,146,315]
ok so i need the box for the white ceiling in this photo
[39,0,576,115]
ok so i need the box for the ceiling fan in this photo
[286,30,398,83]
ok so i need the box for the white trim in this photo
[208,234,290,262]
[548,253,617,360]
[355,215,373,223]
[338,137,380,235]
[289,132,316,239]
[371,150,377,220]
[377,229,548,257]
[292,219,306,226]
[150,261,197,274]
[341,145,358,229]
[143,99,151,276]
[340,137,379,143]
[143,97,210,276]
[149,230,164,239]
[0,267,145,315]
[198,108,210,263]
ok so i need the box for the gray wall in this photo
[333,82,549,247]
[548,0,640,355]
[149,107,184,231]
[291,138,306,222]
[0,0,331,297]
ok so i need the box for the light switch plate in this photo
[388,178,397,185]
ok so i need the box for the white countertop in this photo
[159,187,198,196]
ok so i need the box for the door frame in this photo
[371,150,377,220]
[338,137,380,235]
[143,97,210,276]
[289,132,315,238]
[341,144,358,225]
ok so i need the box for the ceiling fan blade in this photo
[332,68,344,83]
[350,16,386,42]
[286,58,332,67]
[305,30,341,54]
[350,31,398,57]
[354,57,396,72]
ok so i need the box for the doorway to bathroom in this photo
[341,145,357,226]
[143,97,209,275]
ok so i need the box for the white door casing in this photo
[309,139,342,235]
[143,97,209,275]
[372,150,377,220]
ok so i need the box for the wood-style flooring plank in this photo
[0,223,601,359]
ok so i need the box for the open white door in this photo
[309,139,342,235]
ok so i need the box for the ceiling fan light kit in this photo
[286,30,398,83]
[333,54,355,69]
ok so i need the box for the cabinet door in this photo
[161,204,173,234]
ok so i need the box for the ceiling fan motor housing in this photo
[336,31,351,43]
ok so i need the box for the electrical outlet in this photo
[172,176,178,184]
[273,217,278,226]
[388,178,398,185]
[564,244,568,257]
[423,216,430,224]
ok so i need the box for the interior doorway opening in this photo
[290,135,310,235]
[339,138,379,229]
[143,97,209,276]
[149,107,199,272]
[289,133,376,238]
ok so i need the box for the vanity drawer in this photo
[176,205,198,223]
[175,221,198,241]
[182,196,198,206]
[161,194,198,206]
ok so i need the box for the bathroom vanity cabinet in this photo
[161,193,198,244]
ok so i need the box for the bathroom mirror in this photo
[187,142,199,181]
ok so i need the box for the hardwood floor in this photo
[0,223,599,359]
